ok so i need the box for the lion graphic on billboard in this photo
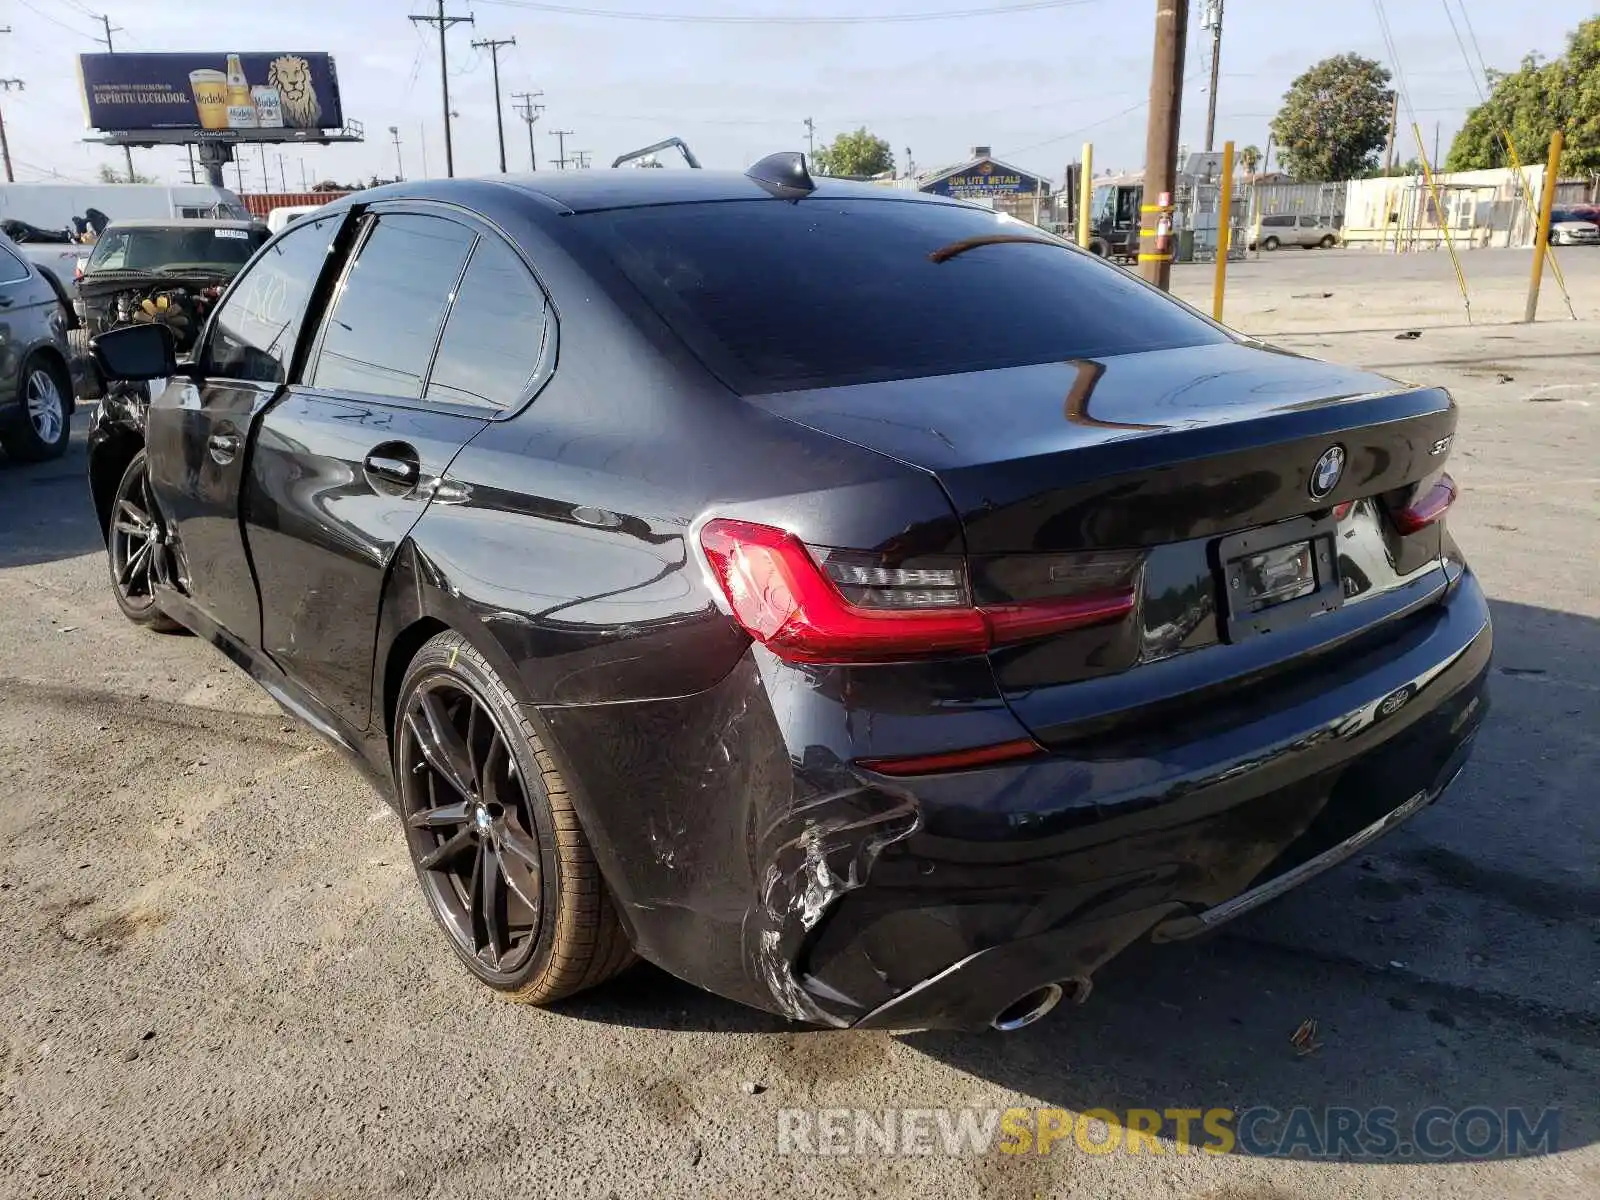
[267,56,322,128]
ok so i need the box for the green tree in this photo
[1239,144,1262,175]
[1270,54,1394,180]
[97,163,158,184]
[812,128,894,178]
[1447,17,1600,175]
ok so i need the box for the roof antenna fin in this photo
[745,152,815,199]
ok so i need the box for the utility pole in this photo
[573,150,591,169]
[186,145,197,184]
[94,14,140,183]
[471,36,516,173]
[410,1,474,178]
[551,129,573,170]
[277,154,287,190]
[0,79,19,185]
[804,117,815,158]
[512,91,544,170]
[300,158,309,190]
[259,144,270,192]
[1139,0,1191,290]
[389,125,404,180]
[1382,89,1399,173]
[1201,0,1223,153]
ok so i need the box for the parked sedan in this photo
[86,160,1490,1032]
[0,231,76,461]
[1548,209,1600,245]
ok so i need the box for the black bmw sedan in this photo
[86,157,1489,1033]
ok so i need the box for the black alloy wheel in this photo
[107,450,183,632]
[395,632,633,1001]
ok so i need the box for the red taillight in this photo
[1331,501,1354,521]
[1392,472,1457,534]
[857,738,1044,776]
[699,518,1136,665]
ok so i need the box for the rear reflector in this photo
[856,738,1044,776]
[700,518,1136,665]
[1392,472,1457,534]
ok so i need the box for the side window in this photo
[1264,215,1294,228]
[1298,216,1318,229]
[0,243,29,285]
[425,237,550,410]
[206,216,339,384]
[310,213,474,400]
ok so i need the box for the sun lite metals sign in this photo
[77,52,344,136]
[922,159,1048,199]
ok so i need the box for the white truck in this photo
[0,183,252,279]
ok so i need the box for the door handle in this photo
[208,430,241,465]
[363,451,420,489]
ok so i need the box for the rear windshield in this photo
[86,225,268,276]
[577,198,1226,392]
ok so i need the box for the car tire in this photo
[1319,235,1337,249]
[1262,236,1281,251]
[106,450,185,633]
[395,631,635,1005]
[1087,238,1110,257]
[1,355,72,463]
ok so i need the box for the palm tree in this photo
[1240,144,1262,176]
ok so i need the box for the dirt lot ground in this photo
[1,249,1597,1200]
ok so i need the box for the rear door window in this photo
[310,213,475,400]
[424,236,551,410]
[579,199,1226,392]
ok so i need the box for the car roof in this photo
[326,170,964,216]
[104,218,266,231]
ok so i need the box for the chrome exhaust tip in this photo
[991,983,1065,1032]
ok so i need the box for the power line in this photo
[15,0,95,37]
[1455,0,1492,81]
[474,0,1108,23]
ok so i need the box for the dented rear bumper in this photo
[539,569,1490,1032]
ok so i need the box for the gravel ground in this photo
[1,253,1596,1199]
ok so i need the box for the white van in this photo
[266,204,324,234]
[0,183,250,235]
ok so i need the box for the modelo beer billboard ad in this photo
[78,52,343,135]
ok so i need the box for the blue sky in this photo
[1,0,1592,190]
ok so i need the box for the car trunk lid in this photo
[751,341,1459,743]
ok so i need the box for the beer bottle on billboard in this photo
[226,55,250,105]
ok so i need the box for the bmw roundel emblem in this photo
[1309,445,1346,500]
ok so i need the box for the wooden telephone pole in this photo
[1201,0,1224,153]
[409,1,474,177]
[512,91,544,170]
[1140,0,1191,290]
[471,36,516,173]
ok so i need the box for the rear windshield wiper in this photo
[928,233,1072,264]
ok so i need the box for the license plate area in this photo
[1214,514,1342,643]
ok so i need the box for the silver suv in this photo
[0,233,75,462]
[1251,213,1340,251]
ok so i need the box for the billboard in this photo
[922,158,1049,200]
[78,52,343,135]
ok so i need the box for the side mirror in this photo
[92,323,179,382]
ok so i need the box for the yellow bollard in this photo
[1525,129,1565,322]
[1077,142,1094,249]
[1212,141,1235,322]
